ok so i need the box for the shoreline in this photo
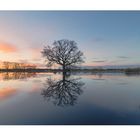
[0,68,140,74]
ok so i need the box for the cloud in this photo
[117,56,130,59]
[92,58,99,60]
[108,56,131,64]
[0,42,18,53]
[92,60,107,63]
[109,60,120,63]
[92,58,107,63]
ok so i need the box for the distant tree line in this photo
[0,61,37,70]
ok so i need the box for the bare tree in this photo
[3,61,11,70]
[2,61,37,70]
[12,62,20,69]
[19,63,26,69]
[41,39,84,71]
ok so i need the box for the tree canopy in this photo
[41,39,84,70]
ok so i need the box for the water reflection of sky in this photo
[0,72,140,124]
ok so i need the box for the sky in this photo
[0,11,140,68]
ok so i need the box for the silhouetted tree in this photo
[1,61,37,70]
[3,61,11,70]
[41,74,84,107]
[12,62,20,69]
[41,39,84,71]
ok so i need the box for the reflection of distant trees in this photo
[1,72,36,80]
[41,74,85,107]
[97,73,103,78]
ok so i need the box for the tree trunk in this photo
[63,64,66,72]
[62,64,66,80]
[62,72,66,82]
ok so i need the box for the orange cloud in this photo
[0,42,18,53]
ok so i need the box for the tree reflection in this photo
[41,73,85,107]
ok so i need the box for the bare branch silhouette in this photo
[41,74,85,107]
[41,39,84,71]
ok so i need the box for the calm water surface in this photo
[0,72,140,124]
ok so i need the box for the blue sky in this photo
[0,11,140,67]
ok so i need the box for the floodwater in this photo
[0,72,140,125]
